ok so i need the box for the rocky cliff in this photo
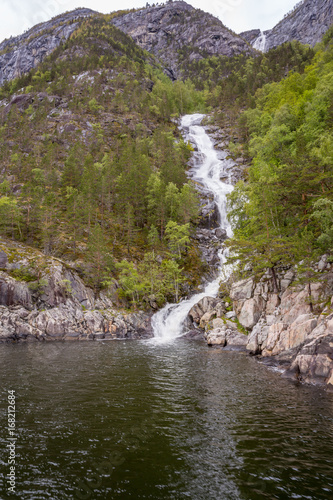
[248,0,333,52]
[111,1,255,79]
[0,238,153,342]
[0,8,96,85]
[188,258,333,390]
[0,2,255,85]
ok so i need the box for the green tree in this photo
[165,221,190,259]
[162,259,184,303]
[86,224,113,291]
[0,197,22,239]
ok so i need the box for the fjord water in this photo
[1,341,333,499]
[152,114,233,341]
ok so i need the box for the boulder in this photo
[206,323,247,349]
[215,228,227,240]
[181,329,205,340]
[212,318,224,329]
[286,334,333,387]
[238,296,266,330]
[188,296,226,326]
[199,311,216,329]
[230,277,254,302]
[207,329,226,346]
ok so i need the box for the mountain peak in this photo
[111,1,254,79]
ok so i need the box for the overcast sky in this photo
[0,0,300,42]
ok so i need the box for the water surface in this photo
[1,341,333,499]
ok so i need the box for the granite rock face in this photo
[257,0,333,52]
[228,262,333,389]
[0,238,153,342]
[111,1,254,78]
[239,29,261,45]
[0,8,96,85]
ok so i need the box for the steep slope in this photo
[250,0,333,52]
[0,14,207,309]
[0,8,96,85]
[111,1,255,79]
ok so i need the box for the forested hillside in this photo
[226,27,333,280]
[0,4,332,311]
[0,15,206,308]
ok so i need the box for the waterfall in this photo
[151,114,234,342]
[253,31,266,52]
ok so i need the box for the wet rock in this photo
[188,296,226,327]
[262,0,333,52]
[200,201,220,229]
[215,228,227,240]
[181,329,205,340]
[239,29,261,45]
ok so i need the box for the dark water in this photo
[0,340,333,500]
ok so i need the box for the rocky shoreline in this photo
[0,239,153,342]
[183,263,333,391]
[183,120,333,392]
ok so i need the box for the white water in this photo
[151,114,234,342]
[253,31,266,52]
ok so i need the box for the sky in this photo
[0,0,300,42]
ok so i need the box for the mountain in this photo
[111,1,255,79]
[0,8,96,85]
[246,0,333,52]
[0,2,254,85]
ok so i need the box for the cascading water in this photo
[151,114,234,342]
[253,31,266,52]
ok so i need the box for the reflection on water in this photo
[0,341,333,499]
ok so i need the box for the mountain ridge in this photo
[243,0,333,51]
[0,8,97,85]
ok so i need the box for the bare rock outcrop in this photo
[0,8,96,85]
[253,0,333,52]
[229,261,333,389]
[111,1,255,79]
[0,238,153,342]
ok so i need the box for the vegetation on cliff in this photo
[226,28,333,278]
[0,14,205,307]
[0,4,332,308]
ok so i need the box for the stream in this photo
[152,113,233,341]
